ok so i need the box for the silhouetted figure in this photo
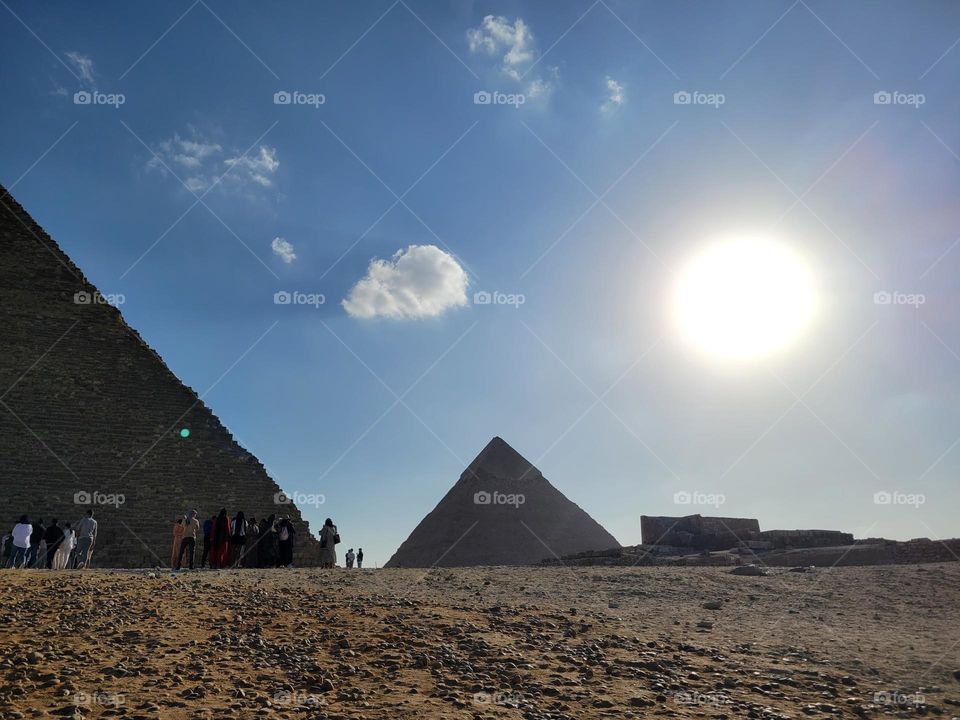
[27,518,43,568]
[44,519,64,569]
[357,548,363,568]
[319,518,339,568]
[200,515,214,568]
[210,509,231,569]
[277,517,296,567]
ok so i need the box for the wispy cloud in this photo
[467,15,555,99]
[342,245,469,320]
[65,51,95,85]
[601,76,625,111]
[271,237,297,264]
[145,129,278,195]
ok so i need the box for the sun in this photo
[673,236,816,361]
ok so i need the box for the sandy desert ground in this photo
[0,563,957,719]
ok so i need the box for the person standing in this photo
[245,516,260,567]
[356,548,363,569]
[318,518,339,569]
[277,517,296,567]
[176,510,201,570]
[345,548,355,568]
[258,515,278,568]
[230,511,247,567]
[10,515,31,569]
[71,510,98,569]
[200,515,214,568]
[209,509,231,570]
[27,518,44,568]
[170,515,184,568]
[53,523,75,570]
[44,519,64,569]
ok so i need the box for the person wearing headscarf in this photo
[319,518,338,569]
[277,517,296,567]
[170,515,184,568]
[53,522,75,570]
[258,515,278,568]
[229,511,247,567]
[209,509,231,570]
[245,516,260,567]
[176,510,201,570]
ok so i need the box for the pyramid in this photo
[385,437,620,567]
[0,187,322,567]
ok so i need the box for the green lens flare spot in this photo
[179,428,190,438]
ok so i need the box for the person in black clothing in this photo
[44,519,64,569]
[200,515,214,568]
[357,548,363,568]
[27,518,44,568]
[277,517,296,567]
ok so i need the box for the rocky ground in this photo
[0,563,958,719]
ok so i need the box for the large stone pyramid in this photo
[0,187,322,567]
[385,437,620,567]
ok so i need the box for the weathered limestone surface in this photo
[0,187,322,567]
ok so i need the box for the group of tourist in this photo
[4,508,362,570]
[171,512,350,570]
[3,509,98,569]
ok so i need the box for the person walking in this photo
[318,518,339,569]
[9,515,31,569]
[277,517,296,567]
[345,548,355,568]
[200,515,214,568]
[356,548,363,569]
[44,519,64,569]
[71,510,98,569]
[170,515,184,568]
[176,510,201,570]
[27,518,44,568]
[209,509,231,570]
[230,511,247,567]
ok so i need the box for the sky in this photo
[1,0,959,567]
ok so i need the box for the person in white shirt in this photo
[345,548,355,568]
[53,523,76,570]
[9,515,32,568]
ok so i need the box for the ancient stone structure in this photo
[385,437,620,567]
[0,187,322,567]
[641,514,856,553]
[641,514,760,550]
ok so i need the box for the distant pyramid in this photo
[0,186,323,567]
[385,437,620,567]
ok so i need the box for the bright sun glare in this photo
[673,236,816,361]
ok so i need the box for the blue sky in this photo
[2,0,959,566]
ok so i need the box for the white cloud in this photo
[467,15,535,80]
[467,15,556,97]
[65,51,95,85]
[342,245,469,320]
[601,76,625,111]
[271,237,297,264]
[145,130,278,195]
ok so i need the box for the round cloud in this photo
[342,245,469,320]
